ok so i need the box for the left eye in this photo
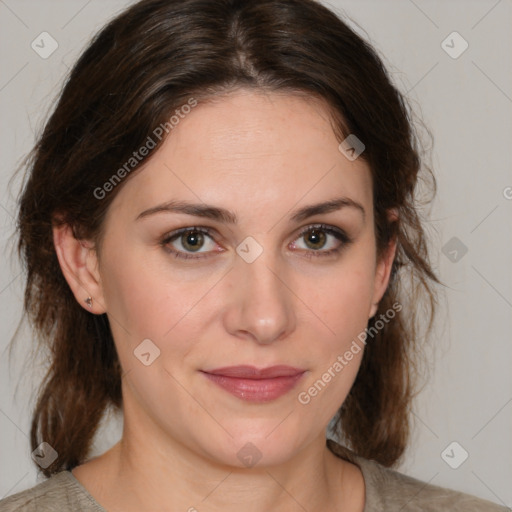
[291,225,348,254]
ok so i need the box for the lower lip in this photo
[201,372,305,402]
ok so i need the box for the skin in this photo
[53,89,397,512]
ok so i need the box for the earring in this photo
[84,297,93,308]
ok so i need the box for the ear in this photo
[369,208,398,319]
[52,222,106,314]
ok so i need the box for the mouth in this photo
[200,365,306,402]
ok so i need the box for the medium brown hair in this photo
[14,0,440,477]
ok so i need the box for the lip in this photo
[203,365,305,379]
[200,365,306,402]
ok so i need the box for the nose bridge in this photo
[224,240,296,344]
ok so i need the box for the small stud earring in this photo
[84,297,93,308]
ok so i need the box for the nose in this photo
[222,247,296,345]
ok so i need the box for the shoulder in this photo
[327,439,509,512]
[0,471,106,512]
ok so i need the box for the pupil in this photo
[183,231,203,251]
[306,229,325,249]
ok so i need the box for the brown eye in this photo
[161,227,217,260]
[180,230,205,252]
[291,224,352,258]
[303,228,327,250]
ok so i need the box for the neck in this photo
[113,432,343,511]
[72,397,364,511]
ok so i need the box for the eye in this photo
[161,227,219,260]
[160,223,352,261]
[290,224,352,258]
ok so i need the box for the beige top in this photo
[0,439,507,511]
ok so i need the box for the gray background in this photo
[1,0,511,506]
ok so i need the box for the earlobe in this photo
[369,302,379,319]
[52,223,106,314]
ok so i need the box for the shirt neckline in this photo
[62,470,108,512]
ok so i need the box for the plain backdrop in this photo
[1,0,511,507]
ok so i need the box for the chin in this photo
[201,423,308,469]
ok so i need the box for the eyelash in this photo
[160,223,352,261]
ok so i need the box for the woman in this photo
[0,0,506,510]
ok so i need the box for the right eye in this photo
[160,227,221,260]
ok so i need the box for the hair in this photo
[13,0,441,477]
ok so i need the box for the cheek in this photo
[292,246,376,399]
[100,243,224,379]
[100,242,196,333]
[299,253,376,340]
[294,270,370,417]
[100,252,207,413]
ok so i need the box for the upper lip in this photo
[202,365,305,379]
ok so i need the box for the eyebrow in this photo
[135,197,366,224]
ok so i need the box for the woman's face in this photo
[81,90,395,467]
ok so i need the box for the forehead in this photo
[107,90,373,224]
